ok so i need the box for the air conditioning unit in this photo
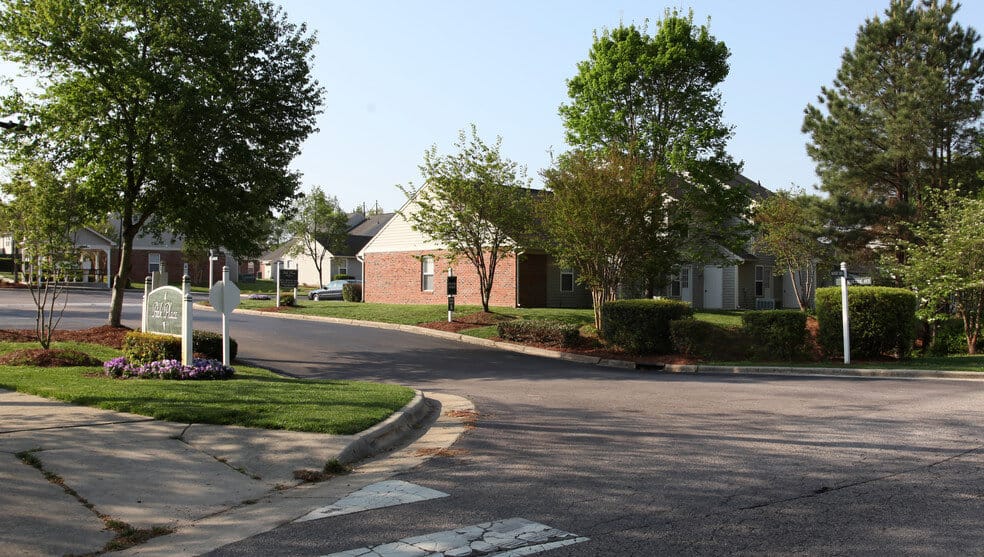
[755,298,776,310]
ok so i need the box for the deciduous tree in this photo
[401,126,533,313]
[284,187,349,288]
[901,191,984,354]
[559,12,751,291]
[540,148,669,329]
[1,160,90,347]
[751,190,831,311]
[0,0,324,326]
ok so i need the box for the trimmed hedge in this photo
[601,299,693,354]
[742,310,807,361]
[815,286,917,359]
[333,274,355,280]
[498,319,580,348]
[279,293,296,307]
[123,331,238,364]
[670,319,749,360]
[342,282,363,302]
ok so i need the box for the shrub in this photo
[122,330,238,364]
[342,282,363,302]
[192,330,238,362]
[928,318,980,355]
[279,294,296,307]
[333,274,355,280]
[601,299,693,354]
[670,319,749,360]
[104,357,235,380]
[497,319,580,347]
[815,286,917,359]
[742,310,808,361]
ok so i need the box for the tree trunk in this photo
[592,289,605,330]
[108,231,135,327]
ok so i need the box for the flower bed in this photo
[104,357,235,380]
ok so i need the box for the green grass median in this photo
[0,341,415,434]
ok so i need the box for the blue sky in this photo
[2,2,981,212]
[278,0,983,212]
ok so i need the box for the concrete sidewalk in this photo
[0,388,473,556]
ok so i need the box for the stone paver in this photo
[319,518,588,557]
[296,480,449,522]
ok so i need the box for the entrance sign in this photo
[145,286,183,336]
[209,266,240,366]
[142,274,194,365]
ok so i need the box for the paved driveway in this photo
[2,289,983,555]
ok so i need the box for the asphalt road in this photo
[3,288,983,555]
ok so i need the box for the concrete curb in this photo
[216,305,984,381]
[336,390,433,464]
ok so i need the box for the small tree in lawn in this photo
[901,191,984,354]
[540,148,669,329]
[752,189,831,310]
[2,160,89,348]
[284,187,349,288]
[400,125,533,312]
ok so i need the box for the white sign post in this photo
[275,261,281,308]
[840,261,851,365]
[181,275,193,365]
[209,266,241,365]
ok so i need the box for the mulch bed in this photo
[418,311,514,334]
[0,325,132,349]
[0,348,103,367]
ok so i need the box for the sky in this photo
[274,0,983,212]
[2,2,982,213]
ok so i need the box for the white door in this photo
[703,265,723,309]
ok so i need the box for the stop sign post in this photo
[208,266,241,365]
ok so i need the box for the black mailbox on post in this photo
[447,275,457,296]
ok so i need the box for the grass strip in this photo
[0,342,415,434]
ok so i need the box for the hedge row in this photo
[498,319,580,347]
[342,283,363,302]
[600,299,693,354]
[815,286,916,359]
[122,330,238,364]
[741,310,807,360]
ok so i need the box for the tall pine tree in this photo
[803,0,984,268]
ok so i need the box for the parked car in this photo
[307,279,361,301]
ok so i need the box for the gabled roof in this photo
[348,213,393,237]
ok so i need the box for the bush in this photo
[670,319,749,360]
[601,299,693,354]
[342,282,363,302]
[742,310,808,361]
[192,330,238,362]
[279,293,296,307]
[123,330,238,364]
[497,319,580,347]
[333,274,355,280]
[928,318,980,355]
[815,286,917,359]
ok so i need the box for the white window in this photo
[421,256,434,291]
[755,265,769,297]
[338,264,348,276]
[148,253,161,274]
[560,269,574,292]
[670,268,689,297]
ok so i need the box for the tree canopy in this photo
[540,148,669,328]
[0,0,324,325]
[557,12,751,294]
[803,0,984,267]
[751,190,831,311]
[400,125,533,312]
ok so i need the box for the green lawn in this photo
[0,341,415,434]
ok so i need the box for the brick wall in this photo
[364,250,518,307]
[123,250,233,285]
